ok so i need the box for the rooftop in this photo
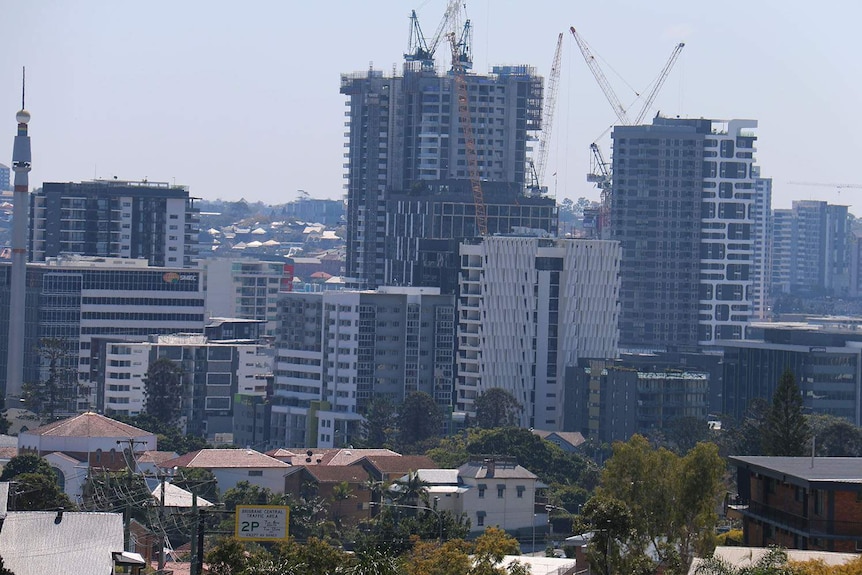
[22,412,153,440]
[730,456,862,484]
[163,449,290,469]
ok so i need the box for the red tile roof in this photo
[290,465,370,484]
[136,450,180,465]
[356,455,438,474]
[163,449,290,469]
[24,412,153,439]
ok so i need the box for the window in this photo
[478,484,486,499]
[476,511,486,527]
[516,486,525,498]
[248,470,263,477]
[497,484,505,498]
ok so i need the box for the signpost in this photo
[234,505,290,541]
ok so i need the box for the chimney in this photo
[485,458,495,477]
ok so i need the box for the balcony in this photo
[742,500,862,538]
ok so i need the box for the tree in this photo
[394,471,430,508]
[25,338,78,420]
[664,416,711,455]
[404,538,472,575]
[12,472,75,511]
[474,388,522,429]
[330,481,355,530]
[360,397,396,448]
[694,547,790,575]
[0,453,55,481]
[762,368,811,456]
[807,414,862,456]
[585,435,725,574]
[112,412,209,454]
[142,358,184,425]
[398,392,443,447]
[172,467,220,503]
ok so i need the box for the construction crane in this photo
[788,181,862,193]
[588,143,612,233]
[570,26,630,126]
[573,25,684,237]
[405,1,464,71]
[449,31,487,236]
[528,32,564,194]
[571,26,685,127]
[633,42,685,124]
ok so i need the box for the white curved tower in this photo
[6,69,31,405]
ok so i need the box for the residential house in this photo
[403,457,544,535]
[16,412,156,502]
[531,430,586,453]
[283,465,371,525]
[730,456,862,552]
[0,482,132,575]
[162,448,290,494]
[353,455,438,484]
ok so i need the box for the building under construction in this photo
[341,8,556,290]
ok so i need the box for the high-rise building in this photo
[0,256,207,413]
[200,258,289,337]
[30,180,200,268]
[751,174,773,319]
[0,163,10,191]
[722,322,862,425]
[272,286,456,448]
[91,334,271,440]
[611,117,763,350]
[341,64,545,289]
[771,200,849,297]
[455,235,620,430]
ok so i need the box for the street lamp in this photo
[368,500,444,543]
[545,504,568,548]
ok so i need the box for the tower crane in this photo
[633,42,685,124]
[788,181,862,194]
[569,27,631,126]
[588,143,612,233]
[572,25,684,238]
[405,1,465,71]
[529,32,564,194]
[449,31,487,236]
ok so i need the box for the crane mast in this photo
[449,31,487,236]
[533,32,563,191]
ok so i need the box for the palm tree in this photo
[330,481,356,530]
[394,471,430,509]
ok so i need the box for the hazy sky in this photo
[2,1,860,210]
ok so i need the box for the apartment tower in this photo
[611,117,764,349]
[341,60,552,289]
[30,180,200,268]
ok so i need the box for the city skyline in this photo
[1,1,860,210]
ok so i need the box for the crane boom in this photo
[535,32,563,188]
[426,0,461,61]
[788,181,862,190]
[634,42,685,124]
[449,31,487,236]
[570,26,630,126]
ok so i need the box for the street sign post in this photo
[234,505,290,541]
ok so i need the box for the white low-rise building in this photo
[162,448,290,494]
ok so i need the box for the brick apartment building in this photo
[731,456,862,552]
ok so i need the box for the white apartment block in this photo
[273,286,456,448]
[200,257,287,337]
[98,334,271,440]
[751,174,773,319]
[457,235,620,430]
[698,119,760,344]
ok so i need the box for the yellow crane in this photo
[449,30,486,236]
